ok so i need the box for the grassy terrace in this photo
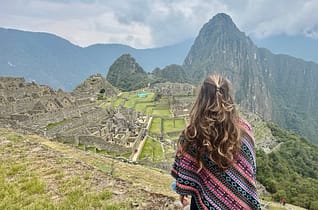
[138,136,164,162]
[134,102,154,114]
[152,108,171,117]
[0,129,177,209]
[162,118,185,133]
[112,92,155,108]
[149,117,161,135]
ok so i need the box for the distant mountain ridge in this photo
[0,27,192,91]
[253,34,318,64]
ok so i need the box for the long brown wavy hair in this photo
[183,74,241,170]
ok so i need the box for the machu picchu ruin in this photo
[0,75,198,167]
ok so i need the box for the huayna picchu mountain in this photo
[183,13,318,144]
[106,54,149,91]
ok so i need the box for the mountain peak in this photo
[203,13,240,34]
[183,13,249,79]
[106,54,149,91]
[210,13,234,24]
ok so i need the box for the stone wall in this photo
[54,134,131,155]
[150,82,195,96]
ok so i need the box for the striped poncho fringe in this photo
[171,121,261,210]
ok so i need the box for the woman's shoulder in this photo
[238,118,253,132]
[238,118,255,145]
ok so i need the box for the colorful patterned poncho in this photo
[171,120,261,210]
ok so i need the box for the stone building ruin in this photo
[0,76,149,158]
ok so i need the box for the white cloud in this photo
[1,0,318,48]
[230,0,318,39]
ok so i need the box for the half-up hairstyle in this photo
[183,74,241,170]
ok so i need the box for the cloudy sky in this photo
[1,0,318,49]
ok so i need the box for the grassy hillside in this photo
[0,129,179,210]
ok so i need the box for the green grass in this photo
[46,119,70,130]
[0,128,183,208]
[138,136,164,162]
[133,92,155,102]
[0,157,51,209]
[0,130,134,210]
[113,92,155,110]
[162,118,185,133]
[135,102,154,113]
[123,99,135,108]
[57,188,130,210]
[268,207,285,210]
[166,132,181,140]
[0,156,130,210]
[145,106,155,115]
[5,132,24,142]
[152,108,171,117]
[149,117,161,134]
[100,102,111,108]
[113,97,123,107]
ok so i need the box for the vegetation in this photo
[106,54,154,91]
[0,131,131,209]
[0,129,177,209]
[256,122,318,209]
[149,117,161,134]
[139,136,164,162]
[152,64,190,83]
[46,119,70,130]
[162,118,185,133]
[152,108,171,117]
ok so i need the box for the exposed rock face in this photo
[258,49,318,142]
[183,13,318,143]
[184,13,272,120]
[106,54,149,91]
